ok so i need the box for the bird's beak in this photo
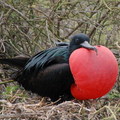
[80,41,97,54]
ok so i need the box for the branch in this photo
[0,80,14,85]
[88,2,120,38]
[0,1,28,20]
[0,113,41,119]
[64,22,84,39]
[0,0,47,38]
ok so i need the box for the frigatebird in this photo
[0,33,97,102]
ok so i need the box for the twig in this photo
[0,0,48,38]
[0,113,41,119]
[32,7,53,24]
[88,10,110,38]
[0,1,28,20]
[88,2,120,38]
[0,80,14,85]
[64,22,84,39]
[115,41,120,50]
[105,106,117,120]
[90,105,117,120]
[101,0,111,10]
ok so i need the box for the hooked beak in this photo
[80,41,97,54]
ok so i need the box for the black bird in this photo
[0,33,97,102]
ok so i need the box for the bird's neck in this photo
[68,45,79,55]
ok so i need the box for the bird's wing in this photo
[55,42,69,46]
[24,46,68,74]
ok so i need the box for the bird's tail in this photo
[0,57,29,69]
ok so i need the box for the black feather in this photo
[24,46,69,76]
[0,58,29,68]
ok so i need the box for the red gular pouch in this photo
[69,46,118,100]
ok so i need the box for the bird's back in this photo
[23,46,69,78]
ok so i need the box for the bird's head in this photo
[69,33,97,54]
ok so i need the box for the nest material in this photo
[0,97,120,120]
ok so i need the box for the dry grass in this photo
[0,94,120,120]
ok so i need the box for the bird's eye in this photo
[75,39,80,44]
